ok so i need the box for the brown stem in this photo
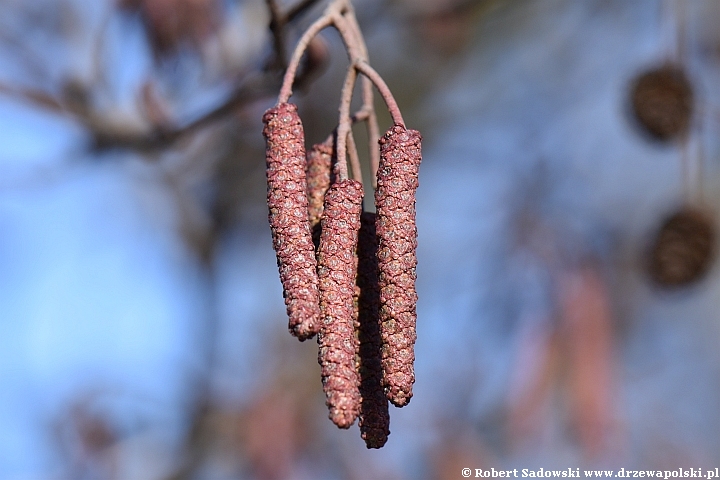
[363,81,380,189]
[340,8,380,188]
[335,65,358,181]
[0,82,64,113]
[351,106,371,123]
[332,9,362,60]
[278,0,347,103]
[346,128,363,184]
[266,0,322,71]
[354,60,404,126]
[266,0,288,69]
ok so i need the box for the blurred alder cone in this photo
[118,0,220,55]
[648,208,716,287]
[630,65,694,141]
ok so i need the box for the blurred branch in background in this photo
[0,0,328,153]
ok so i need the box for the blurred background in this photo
[3,0,720,478]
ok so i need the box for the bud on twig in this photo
[263,102,321,341]
[317,179,364,428]
[356,211,390,448]
[375,124,421,407]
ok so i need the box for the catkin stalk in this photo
[375,124,422,407]
[262,102,321,341]
[317,179,364,428]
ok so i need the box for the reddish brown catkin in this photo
[262,102,321,341]
[356,211,390,448]
[306,141,334,249]
[375,124,422,407]
[317,179,364,428]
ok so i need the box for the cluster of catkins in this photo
[262,102,421,448]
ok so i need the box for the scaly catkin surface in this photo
[306,141,334,249]
[317,179,364,428]
[262,102,321,341]
[375,124,422,407]
[356,211,390,448]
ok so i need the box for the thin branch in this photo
[0,68,281,152]
[331,10,361,62]
[278,0,345,103]
[351,105,371,123]
[266,0,323,72]
[346,128,363,184]
[339,9,380,187]
[354,60,404,126]
[266,0,288,69]
[0,81,65,113]
[335,64,357,180]
[364,83,380,188]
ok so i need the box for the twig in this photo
[362,81,380,188]
[346,128,363,184]
[354,60,404,126]
[334,11,380,187]
[266,0,288,69]
[335,65,357,180]
[351,106,371,123]
[0,82,65,113]
[271,0,391,191]
[278,1,343,103]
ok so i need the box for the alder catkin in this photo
[262,102,321,341]
[306,141,334,249]
[356,211,390,448]
[375,124,422,408]
[317,179,364,429]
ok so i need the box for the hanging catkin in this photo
[262,102,321,341]
[306,140,334,249]
[317,179,364,428]
[356,211,390,448]
[375,124,421,408]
